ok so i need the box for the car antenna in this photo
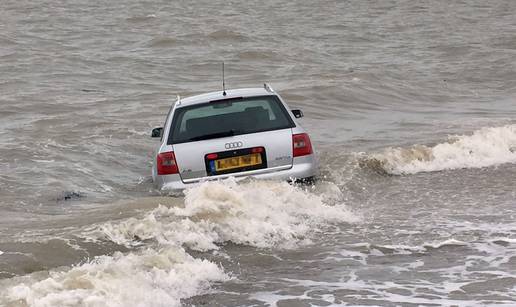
[222,62,227,96]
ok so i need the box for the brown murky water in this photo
[1,0,516,306]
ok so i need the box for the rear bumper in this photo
[155,154,317,191]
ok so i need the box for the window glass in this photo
[169,95,294,144]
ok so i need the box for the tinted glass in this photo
[169,95,295,144]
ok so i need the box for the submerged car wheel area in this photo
[151,85,317,190]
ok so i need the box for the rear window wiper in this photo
[188,129,239,141]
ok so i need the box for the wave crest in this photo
[1,179,358,306]
[4,248,227,307]
[86,178,359,250]
[365,125,516,174]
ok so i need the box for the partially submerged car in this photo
[151,84,316,190]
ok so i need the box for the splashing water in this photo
[1,179,358,307]
[5,248,228,307]
[368,125,516,174]
[86,178,359,250]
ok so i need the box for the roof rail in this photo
[264,83,274,93]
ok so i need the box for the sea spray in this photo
[367,125,516,174]
[5,248,228,307]
[2,179,358,307]
[85,178,359,249]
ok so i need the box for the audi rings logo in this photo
[225,141,243,149]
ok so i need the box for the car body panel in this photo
[178,88,274,107]
[173,128,293,181]
[157,154,316,190]
[152,87,317,191]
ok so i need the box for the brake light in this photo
[157,151,179,175]
[251,147,264,154]
[206,153,218,160]
[292,133,313,157]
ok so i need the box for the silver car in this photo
[151,85,316,190]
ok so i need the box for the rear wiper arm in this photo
[189,129,238,141]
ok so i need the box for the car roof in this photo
[177,87,275,107]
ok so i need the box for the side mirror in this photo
[292,109,304,118]
[151,127,163,138]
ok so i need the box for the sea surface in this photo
[1,0,516,306]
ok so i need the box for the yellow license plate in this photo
[215,153,262,171]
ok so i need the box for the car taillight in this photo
[206,153,218,160]
[292,133,313,157]
[251,147,264,154]
[157,151,179,175]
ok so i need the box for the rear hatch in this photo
[167,95,296,182]
[173,129,293,181]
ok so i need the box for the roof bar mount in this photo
[264,83,274,93]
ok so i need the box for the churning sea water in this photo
[1,0,516,306]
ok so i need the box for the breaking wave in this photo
[365,125,516,174]
[1,179,357,307]
[4,248,228,307]
[85,178,359,250]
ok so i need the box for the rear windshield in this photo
[168,95,295,144]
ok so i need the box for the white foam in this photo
[338,250,368,265]
[377,239,467,254]
[251,276,515,307]
[85,178,359,250]
[372,125,516,174]
[0,250,3,255]
[2,179,358,307]
[468,238,516,268]
[423,238,467,249]
[3,247,228,307]
[31,159,56,163]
